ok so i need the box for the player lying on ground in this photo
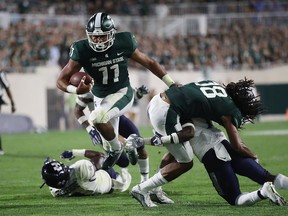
[74,85,149,183]
[40,150,131,197]
[130,78,287,207]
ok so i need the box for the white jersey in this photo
[190,119,230,162]
[49,160,112,197]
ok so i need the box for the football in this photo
[69,72,93,86]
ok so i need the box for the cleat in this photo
[0,150,4,155]
[102,146,124,170]
[260,182,287,206]
[130,185,157,208]
[150,189,174,204]
[125,145,138,165]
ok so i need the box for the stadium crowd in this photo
[1,0,288,72]
[1,0,287,16]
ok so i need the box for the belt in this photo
[160,92,170,104]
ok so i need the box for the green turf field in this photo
[1,121,288,215]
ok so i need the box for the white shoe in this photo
[150,189,174,204]
[119,168,132,192]
[260,182,287,206]
[130,185,157,208]
[0,150,4,155]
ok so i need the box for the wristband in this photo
[72,149,85,157]
[86,125,94,133]
[160,135,172,144]
[170,133,179,144]
[161,74,175,87]
[76,97,87,107]
[66,85,77,94]
[77,115,88,124]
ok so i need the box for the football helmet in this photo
[86,12,116,52]
[41,158,70,189]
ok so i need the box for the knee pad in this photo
[89,107,110,124]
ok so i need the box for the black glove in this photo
[136,85,149,99]
[61,150,75,160]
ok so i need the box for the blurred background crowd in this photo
[1,0,288,73]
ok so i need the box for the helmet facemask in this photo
[86,12,116,52]
[86,29,115,52]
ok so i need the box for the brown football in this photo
[69,72,93,86]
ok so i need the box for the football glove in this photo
[150,134,163,146]
[126,134,144,149]
[135,85,149,99]
[61,150,75,160]
[88,127,103,146]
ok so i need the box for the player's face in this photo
[91,35,108,43]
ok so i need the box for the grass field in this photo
[1,121,288,216]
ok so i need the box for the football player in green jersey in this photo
[131,78,264,207]
[56,12,176,169]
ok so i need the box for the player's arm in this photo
[56,59,90,94]
[61,149,105,170]
[74,96,90,129]
[141,123,195,146]
[130,49,176,88]
[221,115,256,159]
[4,87,16,113]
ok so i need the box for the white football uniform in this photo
[49,160,113,197]
[190,119,230,162]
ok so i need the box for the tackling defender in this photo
[56,12,176,169]
[130,78,286,207]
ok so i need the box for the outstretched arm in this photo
[131,49,176,88]
[221,115,256,159]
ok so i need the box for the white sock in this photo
[138,172,167,193]
[108,136,122,151]
[274,174,288,190]
[138,158,149,182]
[235,191,262,206]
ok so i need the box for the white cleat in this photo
[260,182,287,206]
[150,189,174,204]
[130,185,157,208]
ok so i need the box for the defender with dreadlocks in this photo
[131,78,287,207]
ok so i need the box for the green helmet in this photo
[86,12,116,52]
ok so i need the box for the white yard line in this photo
[244,129,288,136]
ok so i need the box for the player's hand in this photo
[61,150,75,160]
[77,76,94,94]
[126,134,144,148]
[136,85,149,99]
[150,134,163,146]
[88,127,103,146]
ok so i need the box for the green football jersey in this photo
[69,32,137,97]
[165,80,243,128]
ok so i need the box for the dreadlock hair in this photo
[225,77,263,125]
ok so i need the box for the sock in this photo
[235,191,262,206]
[108,136,122,151]
[274,174,288,190]
[138,172,168,193]
[138,158,149,182]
